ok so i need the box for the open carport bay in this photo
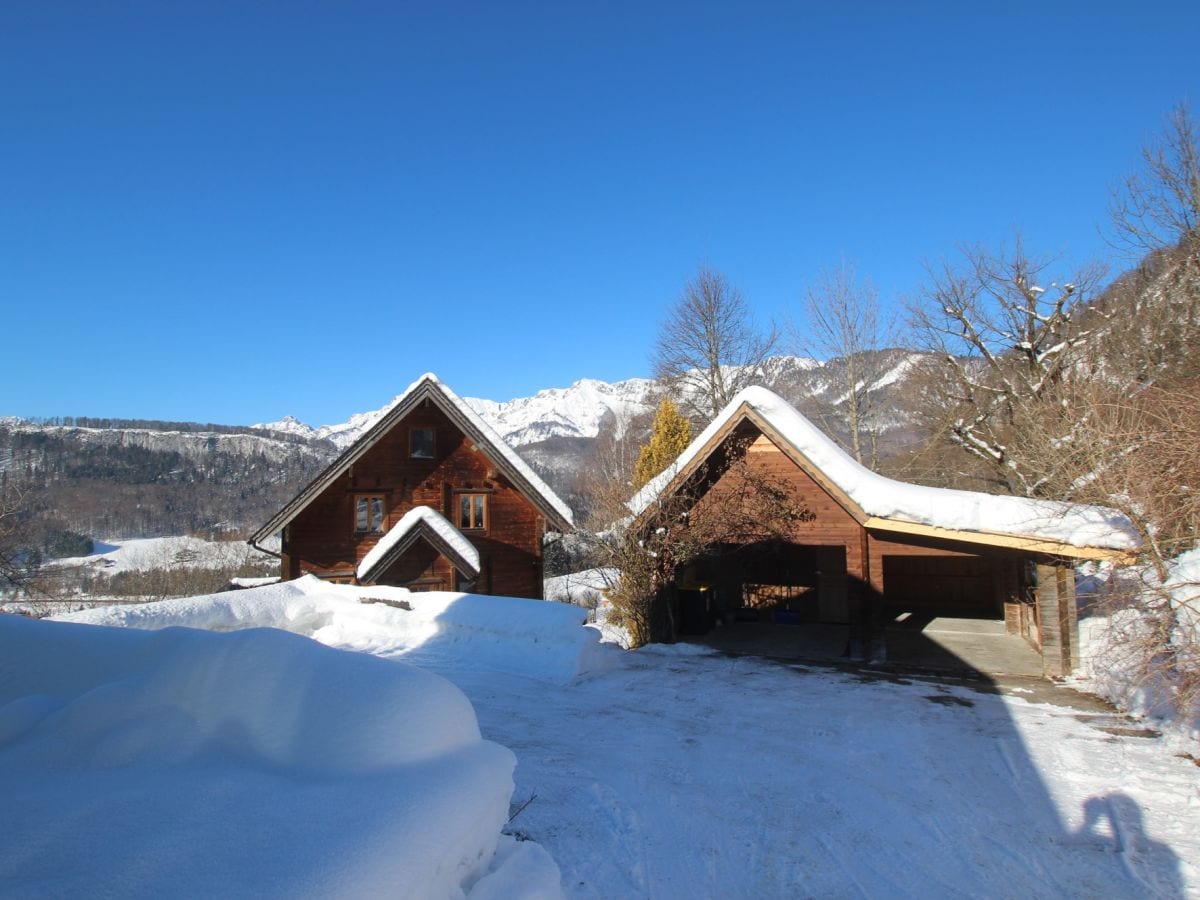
[691,614,1045,677]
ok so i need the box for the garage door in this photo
[882,555,995,614]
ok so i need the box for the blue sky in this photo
[2,2,1197,426]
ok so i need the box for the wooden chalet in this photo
[628,387,1139,677]
[250,374,574,599]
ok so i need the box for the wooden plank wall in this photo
[285,402,545,598]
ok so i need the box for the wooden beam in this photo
[863,517,1135,563]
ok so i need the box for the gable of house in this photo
[250,374,573,598]
[630,386,1139,676]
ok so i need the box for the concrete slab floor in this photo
[691,624,1158,736]
[689,615,1045,678]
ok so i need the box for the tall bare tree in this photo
[1108,101,1200,261]
[652,266,778,423]
[792,261,898,470]
[907,237,1105,496]
[1101,102,1200,384]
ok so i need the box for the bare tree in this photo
[0,482,37,593]
[1108,101,1200,261]
[652,266,778,423]
[791,261,899,470]
[907,237,1105,496]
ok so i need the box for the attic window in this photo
[410,427,435,459]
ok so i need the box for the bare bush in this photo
[608,437,813,646]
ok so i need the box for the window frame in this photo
[354,493,387,535]
[409,427,436,460]
[456,492,488,531]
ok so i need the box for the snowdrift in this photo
[1077,549,1200,743]
[0,614,563,898]
[58,575,614,681]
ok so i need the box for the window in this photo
[355,495,385,533]
[458,493,487,530]
[410,427,435,459]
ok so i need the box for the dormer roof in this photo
[356,505,480,584]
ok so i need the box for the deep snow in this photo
[0,612,563,898]
[4,579,1197,897]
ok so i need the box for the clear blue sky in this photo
[2,1,1197,426]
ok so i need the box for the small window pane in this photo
[411,428,435,459]
[459,494,471,529]
[356,497,369,532]
[474,495,486,528]
[371,497,384,531]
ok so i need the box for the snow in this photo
[465,377,657,446]
[49,534,273,573]
[413,374,575,528]
[1075,551,1200,743]
[544,567,617,606]
[0,612,562,898]
[358,505,481,582]
[630,386,1140,552]
[6,578,1196,896]
[58,576,614,682]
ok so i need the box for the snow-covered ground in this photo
[3,579,1197,897]
[544,567,617,607]
[49,534,275,574]
[0,603,564,898]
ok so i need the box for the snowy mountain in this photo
[465,377,658,446]
[255,354,923,453]
[256,375,661,451]
[4,354,930,539]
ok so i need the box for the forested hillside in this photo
[0,422,336,555]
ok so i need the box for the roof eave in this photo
[862,517,1139,563]
[250,375,575,544]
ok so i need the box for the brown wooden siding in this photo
[282,402,546,598]
[685,432,1024,620]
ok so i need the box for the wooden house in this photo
[628,387,1138,676]
[250,374,574,598]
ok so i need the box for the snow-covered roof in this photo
[357,506,480,584]
[251,373,574,545]
[629,386,1140,556]
[422,374,575,528]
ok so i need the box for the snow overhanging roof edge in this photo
[628,386,1141,559]
[250,373,575,547]
[357,505,480,583]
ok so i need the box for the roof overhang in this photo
[250,375,574,549]
[628,387,1140,561]
[863,517,1139,563]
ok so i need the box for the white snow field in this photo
[49,534,275,574]
[0,594,567,898]
[2,579,1196,897]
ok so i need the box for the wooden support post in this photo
[1036,561,1078,677]
[1057,564,1079,674]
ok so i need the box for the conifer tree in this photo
[633,399,691,489]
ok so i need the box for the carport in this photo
[628,386,1139,678]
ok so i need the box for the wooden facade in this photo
[636,399,1133,677]
[250,376,574,599]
